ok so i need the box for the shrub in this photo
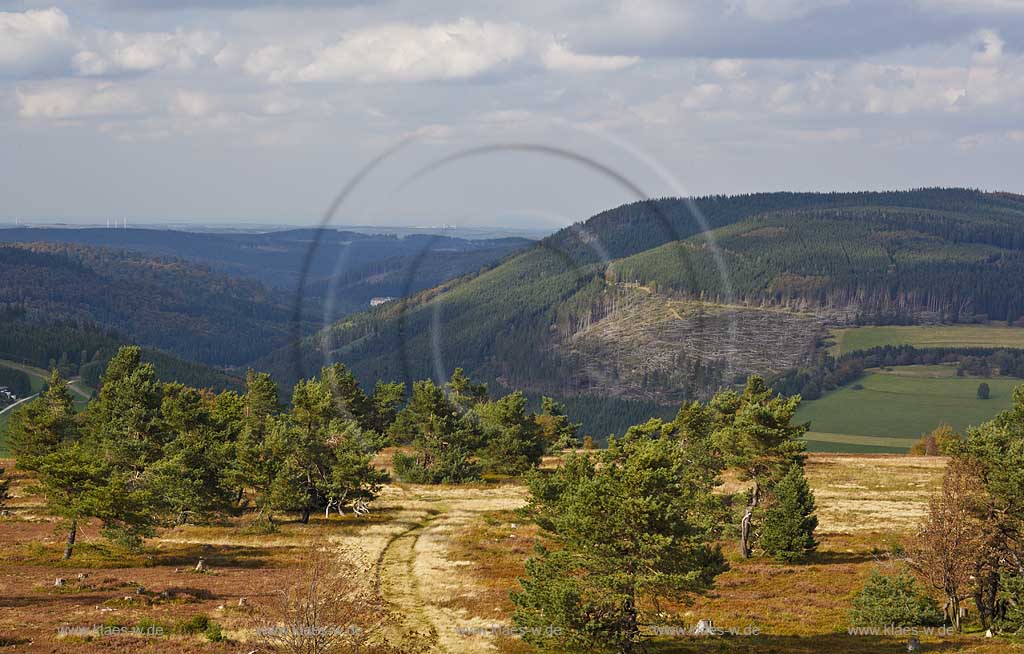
[997,575,1024,635]
[977,382,991,400]
[204,621,224,642]
[849,571,943,628]
[0,467,9,510]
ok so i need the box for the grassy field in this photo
[830,322,1024,355]
[797,365,1020,452]
[3,454,1018,654]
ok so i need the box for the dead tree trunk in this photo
[740,480,759,558]
[62,519,77,560]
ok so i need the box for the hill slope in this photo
[0,243,301,365]
[256,189,1024,434]
[0,227,530,316]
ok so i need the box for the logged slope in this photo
[0,243,302,365]
[259,189,1024,431]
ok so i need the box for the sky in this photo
[2,0,1023,230]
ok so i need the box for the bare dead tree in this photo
[250,547,417,654]
[907,459,991,632]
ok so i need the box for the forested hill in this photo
[0,243,302,366]
[607,195,1024,323]
[0,226,530,316]
[0,309,242,392]
[544,188,1022,264]
[254,188,1024,436]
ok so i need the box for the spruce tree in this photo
[759,463,818,562]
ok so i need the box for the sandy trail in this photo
[357,484,528,653]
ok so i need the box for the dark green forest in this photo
[608,201,1024,322]
[0,309,241,393]
[0,243,304,365]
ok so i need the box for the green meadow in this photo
[830,322,1024,355]
[797,365,1022,452]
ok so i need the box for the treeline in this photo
[549,187,1020,266]
[0,226,530,302]
[769,345,1024,399]
[8,352,823,652]
[0,309,241,392]
[7,349,390,556]
[0,243,308,366]
[0,367,31,397]
[607,204,1024,322]
[5,351,584,555]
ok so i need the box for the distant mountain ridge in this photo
[0,227,531,367]
[0,226,530,305]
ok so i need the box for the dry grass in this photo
[2,454,1021,654]
[447,454,1022,654]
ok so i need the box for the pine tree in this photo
[512,430,727,652]
[7,369,77,470]
[712,376,808,557]
[535,397,581,452]
[978,382,991,400]
[390,380,481,483]
[475,391,545,475]
[759,464,818,562]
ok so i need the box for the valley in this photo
[5,3,1024,651]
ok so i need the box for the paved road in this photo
[0,393,39,417]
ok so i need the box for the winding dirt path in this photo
[367,485,528,654]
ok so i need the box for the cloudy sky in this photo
[2,0,1023,229]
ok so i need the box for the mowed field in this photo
[830,322,1024,355]
[1,454,1019,654]
[797,365,1020,453]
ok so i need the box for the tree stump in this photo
[693,619,715,636]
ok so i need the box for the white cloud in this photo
[173,89,215,117]
[0,7,74,78]
[294,19,529,83]
[541,42,637,72]
[243,45,307,83]
[73,29,220,76]
[17,81,146,119]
